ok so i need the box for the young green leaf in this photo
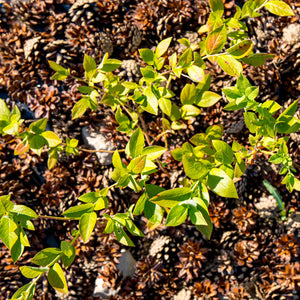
[139,48,154,65]
[212,140,234,165]
[182,155,209,179]
[125,219,144,237]
[158,97,172,116]
[83,54,97,81]
[165,204,188,226]
[196,91,221,107]
[32,248,62,266]
[217,55,242,77]
[128,127,145,158]
[155,37,172,58]
[0,217,18,249]
[264,0,294,16]
[187,65,205,82]
[207,168,238,198]
[11,236,24,262]
[48,263,68,294]
[133,192,148,216]
[79,212,97,243]
[100,58,123,72]
[114,223,134,247]
[181,105,201,120]
[128,155,147,174]
[20,266,48,279]
[149,187,191,208]
[141,146,167,161]
[62,203,94,219]
[41,131,61,148]
[72,97,89,119]
[11,282,36,300]
[11,205,38,220]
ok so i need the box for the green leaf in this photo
[182,155,209,179]
[263,179,285,212]
[206,124,224,140]
[19,228,30,247]
[72,97,89,119]
[62,203,94,220]
[79,212,97,243]
[41,131,61,148]
[20,266,48,279]
[0,99,10,121]
[181,105,201,120]
[128,155,146,174]
[32,248,62,266]
[11,237,24,263]
[142,86,159,115]
[128,127,145,158]
[244,111,258,133]
[125,219,144,237]
[83,54,97,81]
[51,72,69,80]
[180,83,196,105]
[165,204,188,226]
[227,40,253,58]
[0,195,14,215]
[189,205,208,226]
[241,53,275,66]
[207,168,238,198]
[29,118,47,134]
[100,58,123,72]
[209,0,224,12]
[196,91,221,107]
[187,65,205,82]
[0,217,18,249]
[155,37,172,58]
[11,282,35,300]
[139,48,154,65]
[11,205,38,220]
[149,187,191,208]
[178,48,193,67]
[114,224,134,247]
[212,140,233,165]
[48,61,68,73]
[265,0,294,16]
[217,55,242,77]
[141,146,166,161]
[133,192,148,216]
[78,192,101,203]
[206,25,227,55]
[158,97,172,116]
[48,263,68,294]
[112,150,123,169]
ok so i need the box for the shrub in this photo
[0,0,298,298]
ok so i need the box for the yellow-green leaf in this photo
[217,55,242,77]
[206,25,227,55]
[207,168,238,198]
[79,212,97,243]
[265,0,294,16]
[227,40,253,58]
[48,263,68,294]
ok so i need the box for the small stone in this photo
[93,277,119,298]
[82,126,115,165]
[117,249,136,278]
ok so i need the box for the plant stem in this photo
[37,215,73,221]
[137,110,152,145]
[150,130,173,145]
